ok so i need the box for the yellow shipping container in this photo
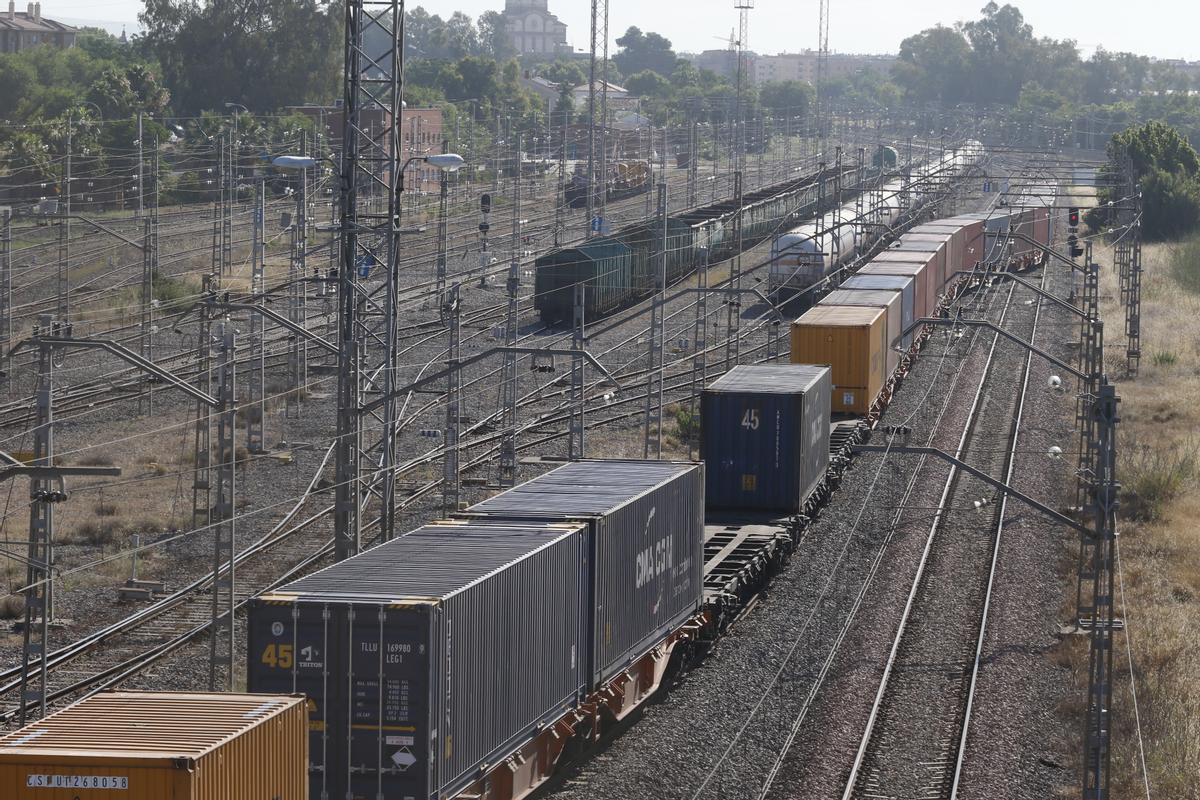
[791,304,888,415]
[0,692,307,800]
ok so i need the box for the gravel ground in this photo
[953,227,1080,798]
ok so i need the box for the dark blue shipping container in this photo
[460,460,704,687]
[701,365,831,512]
[247,520,589,800]
[841,273,915,348]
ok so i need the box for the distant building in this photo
[502,0,569,58]
[0,2,77,52]
[571,80,636,111]
[692,48,755,82]
[754,51,897,85]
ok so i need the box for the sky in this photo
[41,0,1200,62]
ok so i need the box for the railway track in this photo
[0,141,968,724]
[839,262,1050,798]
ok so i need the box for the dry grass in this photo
[1073,228,1200,798]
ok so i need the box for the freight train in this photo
[537,161,886,324]
[791,201,1053,415]
[768,141,986,296]
[238,160,1055,800]
[564,159,653,209]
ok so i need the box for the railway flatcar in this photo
[249,460,705,800]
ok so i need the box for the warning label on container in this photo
[26,775,129,789]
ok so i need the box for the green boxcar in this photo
[618,218,697,294]
[534,239,632,324]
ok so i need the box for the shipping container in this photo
[0,692,306,800]
[461,460,704,685]
[927,217,987,275]
[905,228,962,283]
[791,304,888,415]
[820,288,904,372]
[534,239,631,323]
[249,520,589,800]
[889,239,949,288]
[840,274,915,352]
[858,256,938,320]
[701,365,831,512]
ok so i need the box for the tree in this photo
[1092,121,1200,240]
[625,70,672,99]
[537,60,586,89]
[893,26,972,103]
[758,80,813,120]
[140,0,341,113]
[614,27,677,79]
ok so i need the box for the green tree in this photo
[613,27,677,78]
[893,26,972,103]
[1092,121,1200,240]
[625,70,672,99]
[758,80,814,119]
[140,0,341,113]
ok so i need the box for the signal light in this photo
[1068,207,1080,227]
[1068,234,1084,258]
[481,193,492,215]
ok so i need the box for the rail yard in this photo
[0,1,1178,799]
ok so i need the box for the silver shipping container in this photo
[701,365,831,512]
[247,520,589,800]
[462,460,704,686]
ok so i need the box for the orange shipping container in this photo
[791,304,888,415]
[0,692,307,800]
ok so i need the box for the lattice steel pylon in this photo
[735,0,753,165]
[334,0,406,555]
[499,135,522,488]
[586,0,609,236]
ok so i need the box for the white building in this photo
[755,51,897,85]
[502,0,569,57]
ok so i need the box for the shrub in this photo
[1169,234,1200,294]
[76,451,116,467]
[1121,441,1199,522]
[93,501,119,517]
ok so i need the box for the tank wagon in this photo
[768,141,986,297]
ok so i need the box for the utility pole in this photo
[569,283,586,460]
[0,207,11,377]
[333,0,405,557]
[18,318,55,724]
[725,170,744,371]
[192,276,216,528]
[1081,379,1119,800]
[288,132,308,418]
[246,180,265,453]
[555,109,566,247]
[435,138,450,310]
[688,247,710,461]
[136,110,144,219]
[208,323,236,692]
[499,134,522,488]
[58,114,71,321]
[643,181,667,459]
[816,0,831,149]
[442,284,461,516]
[138,212,157,416]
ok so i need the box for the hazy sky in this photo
[45,1,1200,62]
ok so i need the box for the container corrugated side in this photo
[0,692,307,800]
[248,521,588,800]
[820,288,904,366]
[840,275,914,350]
[858,259,935,321]
[701,366,831,512]
[791,305,887,414]
[459,460,705,685]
